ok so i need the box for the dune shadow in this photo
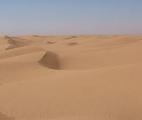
[0,112,14,120]
[65,36,78,40]
[67,42,78,46]
[47,41,56,44]
[39,51,61,69]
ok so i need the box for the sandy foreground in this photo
[0,35,142,120]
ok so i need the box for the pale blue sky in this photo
[0,0,142,35]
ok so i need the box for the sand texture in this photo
[0,35,142,120]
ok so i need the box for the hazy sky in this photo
[0,0,142,35]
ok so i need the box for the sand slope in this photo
[0,35,142,120]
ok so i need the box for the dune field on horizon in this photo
[0,35,142,120]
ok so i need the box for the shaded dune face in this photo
[0,112,14,120]
[39,51,61,69]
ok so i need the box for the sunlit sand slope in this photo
[0,35,142,120]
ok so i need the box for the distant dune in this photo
[0,35,142,120]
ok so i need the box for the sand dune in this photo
[4,36,30,49]
[0,37,9,52]
[0,35,142,120]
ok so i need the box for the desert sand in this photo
[0,35,142,120]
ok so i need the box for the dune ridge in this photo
[4,36,29,49]
[0,46,44,60]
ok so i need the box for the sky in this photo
[0,0,142,35]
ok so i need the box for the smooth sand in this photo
[0,35,142,120]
